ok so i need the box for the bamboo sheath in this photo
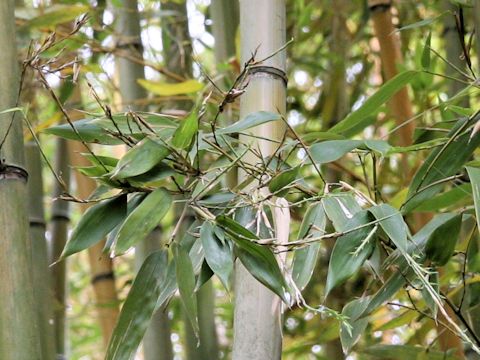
[232,1,287,359]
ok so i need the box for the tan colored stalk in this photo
[232,0,287,359]
[368,0,414,146]
[369,1,466,356]
[0,1,41,358]
[69,140,120,347]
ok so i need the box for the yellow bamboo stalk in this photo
[369,0,414,146]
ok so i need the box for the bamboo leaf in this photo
[292,203,326,290]
[44,119,123,145]
[421,32,432,70]
[268,166,299,195]
[424,214,462,266]
[60,195,127,259]
[22,4,89,30]
[216,111,281,135]
[404,115,480,212]
[110,137,169,179]
[330,71,418,135]
[174,243,199,335]
[310,140,363,164]
[216,215,288,302]
[322,193,362,231]
[466,166,480,233]
[113,189,172,254]
[106,250,168,360]
[363,344,457,360]
[369,204,409,253]
[361,271,407,317]
[172,112,198,149]
[200,222,233,291]
[340,297,371,353]
[137,79,203,96]
[326,210,376,295]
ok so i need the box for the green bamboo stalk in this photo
[25,142,56,360]
[116,1,173,359]
[474,0,480,71]
[0,2,41,358]
[232,0,287,359]
[442,0,469,106]
[210,0,239,65]
[50,138,71,359]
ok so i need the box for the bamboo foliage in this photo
[0,0,40,358]
[116,0,173,359]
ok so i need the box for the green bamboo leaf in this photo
[322,193,362,231]
[404,115,480,212]
[369,204,409,253]
[363,344,457,360]
[22,4,89,30]
[292,203,326,290]
[106,250,168,360]
[424,214,462,266]
[268,166,300,195]
[172,112,198,149]
[414,184,471,212]
[310,140,363,164]
[421,32,432,70]
[216,111,281,135]
[340,297,371,353]
[326,210,376,295]
[137,79,203,96]
[60,195,127,259]
[110,137,169,179]
[330,71,418,135]
[216,215,288,302]
[363,140,392,156]
[44,119,123,145]
[200,222,233,291]
[174,243,199,335]
[396,12,448,32]
[113,189,172,254]
[466,166,480,233]
[376,310,417,331]
[361,271,407,317]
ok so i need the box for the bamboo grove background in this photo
[1,0,480,359]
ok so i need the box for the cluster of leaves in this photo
[45,63,480,356]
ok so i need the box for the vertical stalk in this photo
[0,1,40,358]
[442,1,469,105]
[474,0,480,71]
[159,1,220,358]
[50,138,71,358]
[25,142,55,360]
[116,1,174,359]
[210,0,239,64]
[232,1,287,359]
[70,140,120,347]
[368,0,414,146]
[67,89,120,348]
